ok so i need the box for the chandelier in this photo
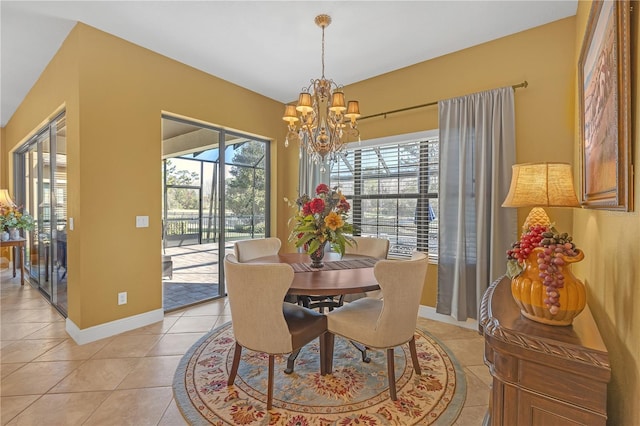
[283,14,361,170]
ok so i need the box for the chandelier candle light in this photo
[502,163,586,326]
[283,14,361,172]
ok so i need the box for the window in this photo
[330,133,438,260]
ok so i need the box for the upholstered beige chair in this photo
[343,236,390,300]
[224,254,327,410]
[324,251,429,400]
[233,237,297,305]
[345,236,390,259]
[233,237,281,262]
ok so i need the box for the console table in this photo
[479,275,610,425]
[1,238,26,285]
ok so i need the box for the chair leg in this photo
[318,333,327,375]
[227,342,242,386]
[387,347,397,401]
[324,332,335,374]
[350,341,371,363]
[408,336,421,375]
[285,348,301,374]
[267,354,274,410]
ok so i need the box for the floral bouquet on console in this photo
[286,184,355,256]
[0,204,35,232]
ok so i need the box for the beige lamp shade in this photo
[282,105,299,123]
[344,101,361,120]
[329,91,346,113]
[296,92,314,114]
[502,163,580,208]
[0,189,15,207]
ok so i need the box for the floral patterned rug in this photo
[173,321,466,425]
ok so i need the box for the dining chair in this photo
[342,236,390,300]
[233,237,281,262]
[324,251,429,400]
[233,236,298,306]
[224,254,327,410]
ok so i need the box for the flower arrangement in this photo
[0,204,35,231]
[286,184,355,256]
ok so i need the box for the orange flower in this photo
[324,211,344,231]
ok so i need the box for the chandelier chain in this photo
[321,25,325,79]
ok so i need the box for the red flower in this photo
[309,198,325,214]
[315,183,330,195]
[302,203,312,216]
[337,198,350,213]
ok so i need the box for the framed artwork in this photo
[578,0,633,210]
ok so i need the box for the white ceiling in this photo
[1,1,577,127]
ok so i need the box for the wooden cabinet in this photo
[479,276,610,426]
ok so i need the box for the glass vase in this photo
[309,241,327,268]
[8,228,20,240]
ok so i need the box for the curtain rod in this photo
[359,80,529,121]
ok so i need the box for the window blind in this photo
[330,138,439,259]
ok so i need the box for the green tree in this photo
[165,159,200,211]
[225,142,266,220]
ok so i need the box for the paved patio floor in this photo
[162,242,233,311]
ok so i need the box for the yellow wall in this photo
[2,24,285,329]
[1,127,7,185]
[573,2,640,425]
[1,127,7,267]
[2,28,80,298]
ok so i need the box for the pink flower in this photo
[309,198,325,214]
[315,183,330,195]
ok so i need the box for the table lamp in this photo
[502,162,580,230]
[0,189,15,207]
[502,162,585,326]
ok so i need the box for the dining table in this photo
[246,251,381,373]
[246,252,380,296]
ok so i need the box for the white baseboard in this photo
[66,309,164,345]
[64,305,474,344]
[418,305,478,331]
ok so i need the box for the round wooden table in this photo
[246,252,380,296]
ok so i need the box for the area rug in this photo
[173,321,466,425]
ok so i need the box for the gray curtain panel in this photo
[437,86,518,321]
[298,147,330,197]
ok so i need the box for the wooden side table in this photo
[479,275,610,425]
[1,238,26,285]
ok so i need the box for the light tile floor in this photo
[0,268,489,425]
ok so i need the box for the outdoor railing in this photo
[164,215,265,247]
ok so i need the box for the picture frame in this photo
[578,0,633,211]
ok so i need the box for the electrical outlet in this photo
[118,292,127,305]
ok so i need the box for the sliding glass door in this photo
[161,116,270,309]
[14,113,68,315]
